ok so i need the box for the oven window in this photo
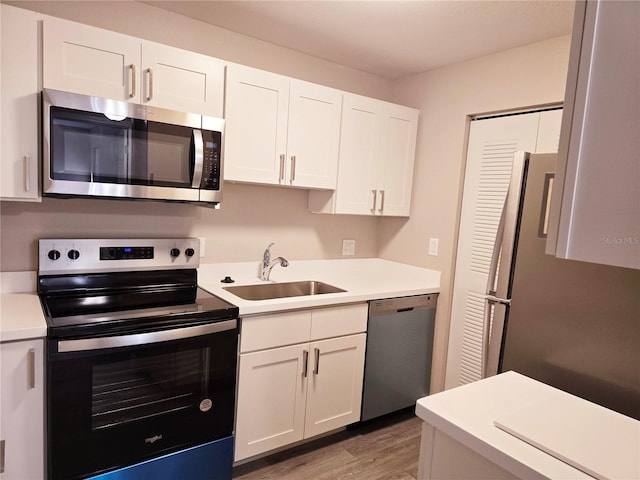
[91,347,210,431]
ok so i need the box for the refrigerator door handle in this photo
[486,196,507,297]
[482,295,509,378]
[489,152,529,299]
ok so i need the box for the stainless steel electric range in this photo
[38,238,238,480]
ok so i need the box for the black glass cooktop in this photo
[39,269,238,338]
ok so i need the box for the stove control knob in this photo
[68,249,80,260]
[170,248,181,258]
[185,248,195,257]
[47,249,61,261]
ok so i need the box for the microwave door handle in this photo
[191,129,204,188]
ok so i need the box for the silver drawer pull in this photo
[379,189,385,212]
[290,155,296,183]
[23,155,31,192]
[0,439,5,473]
[313,347,320,375]
[303,349,309,377]
[371,189,377,212]
[27,348,35,389]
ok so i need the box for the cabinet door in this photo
[141,42,224,117]
[379,103,419,216]
[445,112,543,388]
[547,0,640,269]
[304,334,366,438]
[224,64,289,185]
[334,94,382,214]
[234,344,307,461]
[0,5,40,201]
[0,339,45,480]
[286,80,342,189]
[43,16,140,101]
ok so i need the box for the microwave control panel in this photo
[201,130,221,190]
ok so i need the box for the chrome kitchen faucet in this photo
[260,243,289,281]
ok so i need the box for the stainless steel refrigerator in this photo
[483,151,640,420]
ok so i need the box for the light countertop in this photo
[198,258,441,316]
[0,293,47,342]
[416,371,640,480]
[0,258,440,341]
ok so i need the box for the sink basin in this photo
[223,280,346,301]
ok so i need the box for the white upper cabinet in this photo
[0,4,40,202]
[224,63,342,189]
[139,41,224,117]
[546,0,640,269]
[308,93,419,217]
[42,16,224,116]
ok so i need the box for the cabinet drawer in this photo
[311,303,368,340]
[240,310,311,353]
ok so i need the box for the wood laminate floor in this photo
[232,410,422,480]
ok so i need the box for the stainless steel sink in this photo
[223,280,346,301]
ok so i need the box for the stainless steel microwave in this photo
[42,89,224,206]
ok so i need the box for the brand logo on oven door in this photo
[145,434,163,444]
[199,398,213,412]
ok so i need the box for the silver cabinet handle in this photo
[129,64,136,98]
[27,348,35,389]
[290,155,296,184]
[313,347,320,375]
[379,189,385,213]
[371,189,377,212]
[303,349,309,378]
[23,155,31,192]
[146,67,153,101]
[279,154,286,182]
[0,439,5,473]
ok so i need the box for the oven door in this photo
[47,320,237,480]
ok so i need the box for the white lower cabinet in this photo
[234,304,367,462]
[0,338,45,480]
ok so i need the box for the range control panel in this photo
[38,238,200,275]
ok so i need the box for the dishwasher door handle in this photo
[396,307,415,313]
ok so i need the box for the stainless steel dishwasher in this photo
[361,294,438,421]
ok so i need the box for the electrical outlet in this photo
[342,239,356,256]
[199,237,206,258]
[428,237,439,256]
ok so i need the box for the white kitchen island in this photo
[415,371,640,480]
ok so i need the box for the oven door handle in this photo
[57,319,237,353]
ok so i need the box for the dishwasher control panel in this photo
[369,293,438,315]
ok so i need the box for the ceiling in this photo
[141,0,575,80]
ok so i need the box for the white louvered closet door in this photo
[445,110,562,389]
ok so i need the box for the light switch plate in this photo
[428,237,439,256]
[199,237,206,258]
[342,239,356,256]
